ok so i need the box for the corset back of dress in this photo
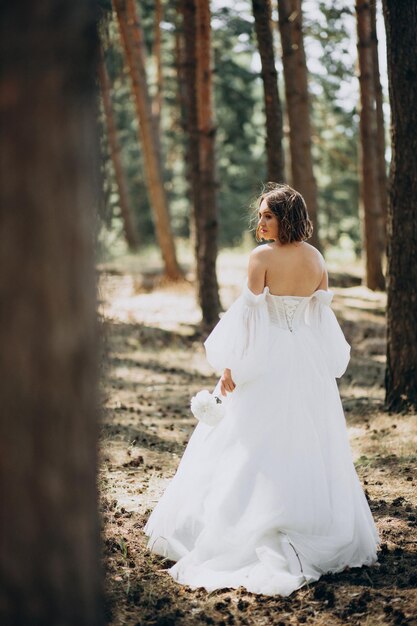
[266,294,308,333]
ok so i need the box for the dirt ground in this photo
[98,251,417,626]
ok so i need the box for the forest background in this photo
[100,0,385,260]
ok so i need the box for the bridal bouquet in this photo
[190,383,226,427]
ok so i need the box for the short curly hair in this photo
[254,182,313,245]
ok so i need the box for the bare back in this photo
[253,242,327,297]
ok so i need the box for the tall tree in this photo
[382,0,417,411]
[152,0,163,129]
[196,0,221,327]
[355,0,385,290]
[370,0,388,234]
[113,0,183,280]
[251,0,285,182]
[277,0,320,249]
[99,47,139,250]
[0,2,104,625]
[174,2,196,246]
[180,0,221,329]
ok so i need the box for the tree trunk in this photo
[113,0,183,280]
[180,0,221,329]
[152,0,163,129]
[178,0,199,261]
[99,47,139,251]
[174,10,188,136]
[370,0,388,234]
[174,4,196,248]
[277,0,320,249]
[356,0,385,291]
[0,3,104,625]
[195,0,221,328]
[251,0,285,182]
[382,0,417,411]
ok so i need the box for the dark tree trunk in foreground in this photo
[113,0,183,280]
[356,0,385,290]
[370,0,388,234]
[251,0,285,182]
[180,0,221,329]
[382,0,417,411]
[99,48,139,250]
[278,0,320,249]
[0,2,104,625]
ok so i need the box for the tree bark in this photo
[356,0,385,291]
[195,0,221,328]
[370,0,388,233]
[113,0,183,280]
[178,0,199,256]
[0,2,104,625]
[99,47,139,251]
[152,0,163,130]
[277,0,320,249]
[174,4,196,247]
[174,9,188,136]
[251,0,285,182]
[382,0,417,411]
[180,0,221,329]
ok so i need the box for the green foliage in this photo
[212,6,266,245]
[100,1,267,249]
[304,1,362,253]
[99,0,388,257]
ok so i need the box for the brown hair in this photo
[254,182,313,244]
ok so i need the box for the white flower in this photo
[190,389,226,426]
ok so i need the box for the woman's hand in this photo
[220,368,236,396]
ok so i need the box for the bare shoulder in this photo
[248,244,271,265]
[303,242,326,267]
[247,245,270,292]
[250,243,280,259]
[250,243,272,256]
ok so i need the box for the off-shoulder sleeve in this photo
[204,283,270,385]
[304,290,351,378]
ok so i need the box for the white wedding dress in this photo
[143,282,380,596]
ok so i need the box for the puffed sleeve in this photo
[204,282,270,385]
[304,290,351,378]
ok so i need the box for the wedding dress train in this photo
[143,282,380,596]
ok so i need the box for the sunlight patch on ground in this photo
[100,275,202,331]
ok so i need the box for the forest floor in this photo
[98,249,417,626]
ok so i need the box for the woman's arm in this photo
[220,248,267,395]
[317,264,329,291]
[247,247,267,295]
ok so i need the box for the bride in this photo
[143,183,380,597]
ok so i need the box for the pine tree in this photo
[251,0,285,182]
[355,0,385,290]
[179,0,221,329]
[0,2,104,623]
[113,0,183,280]
[99,47,139,250]
[278,0,320,249]
[382,0,417,411]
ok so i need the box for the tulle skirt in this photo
[143,323,380,596]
